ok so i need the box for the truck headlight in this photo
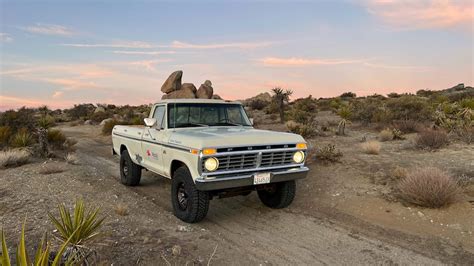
[204,157,219,171]
[293,151,305,163]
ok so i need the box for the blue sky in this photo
[1,0,473,109]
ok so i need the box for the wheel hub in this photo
[177,183,188,210]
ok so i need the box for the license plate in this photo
[254,173,271,185]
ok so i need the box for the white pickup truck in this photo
[112,99,309,223]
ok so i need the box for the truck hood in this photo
[168,127,305,149]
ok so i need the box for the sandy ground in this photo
[1,123,473,265]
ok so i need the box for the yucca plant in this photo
[1,222,75,266]
[48,199,104,246]
[11,129,34,148]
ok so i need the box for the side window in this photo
[153,105,166,129]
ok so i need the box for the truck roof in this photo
[156,98,242,104]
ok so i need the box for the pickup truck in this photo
[112,99,309,223]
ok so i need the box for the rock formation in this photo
[160,71,217,99]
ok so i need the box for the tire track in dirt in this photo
[63,125,443,265]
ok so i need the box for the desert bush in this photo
[47,129,67,149]
[397,167,462,208]
[386,95,433,121]
[340,92,356,98]
[38,163,65,174]
[379,129,394,141]
[90,111,110,123]
[248,99,268,110]
[459,98,474,109]
[130,116,143,125]
[351,98,384,124]
[286,121,316,138]
[393,120,423,133]
[391,128,405,140]
[102,119,120,135]
[115,204,129,216]
[313,144,343,163]
[416,129,448,150]
[361,140,381,155]
[0,107,37,131]
[37,115,56,129]
[0,126,12,146]
[0,149,30,168]
[11,128,34,148]
[67,103,95,120]
[288,96,317,124]
[391,166,408,180]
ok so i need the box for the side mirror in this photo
[144,118,157,127]
[249,118,254,126]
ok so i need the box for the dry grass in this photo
[64,153,79,164]
[0,149,31,168]
[115,204,129,216]
[309,144,343,164]
[38,163,65,175]
[416,129,449,150]
[379,129,394,142]
[397,167,462,208]
[391,166,408,180]
[361,140,381,155]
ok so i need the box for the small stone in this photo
[172,245,182,256]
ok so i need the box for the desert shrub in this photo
[379,129,394,141]
[386,95,433,121]
[102,119,119,135]
[0,149,30,168]
[340,92,356,98]
[416,129,448,150]
[361,140,381,155]
[351,98,384,124]
[286,121,316,138]
[393,120,422,133]
[11,128,34,147]
[67,103,95,119]
[459,98,474,109]
[130,116,143,125]
[37,115,56,129]
[0,126,12,146]
[249,99,268,110]
[391,166,408,180]
[90,111,110,123]
[313,144,343,163]
[115,204,129,216]
[0,107,37,131]
[47,129,67,149]
[288,96,317,124]
[397,167,462,208]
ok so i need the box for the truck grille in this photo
[202,150,297,173]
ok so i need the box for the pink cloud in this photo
[366,0,474,29]
[61,41,154,48]
[52,91,64,99]
[259,57,367,67]
[170,40,273,49]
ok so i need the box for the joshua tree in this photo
[271,87,293,123]
[337,105,352,135]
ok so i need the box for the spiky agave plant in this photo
[48,199,105,264]
[1,222,76,266]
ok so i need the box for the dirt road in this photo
[51,125,474,264]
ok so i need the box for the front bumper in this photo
[194,166,309,191]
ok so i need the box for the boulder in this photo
[100,118,114,125]
[181,83,197,93]
[161,70,183,93]
[112,114,123,121]
[84,120,93,125]
[161,86,196,99]
[212,94,223,100]
[196,82,213,99]
[94,106,105,113]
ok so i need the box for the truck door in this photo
[141,105,167,175]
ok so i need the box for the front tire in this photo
[171,166,209,223]
[120,150,141,186]
[258,180,296,209]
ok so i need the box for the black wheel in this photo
[120,150,141,186]
[257,180,296,209]
[171,166,209,223]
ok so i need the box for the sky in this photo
[0,0,473,110]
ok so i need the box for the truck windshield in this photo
[168,103,252,128]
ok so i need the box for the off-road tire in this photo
[171,166,209,223]
[258,180,296,209]
[120,150,141,186]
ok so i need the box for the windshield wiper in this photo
[179,122,209,127]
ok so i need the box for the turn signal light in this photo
[202,148,217,155]
[296,143,307,149]
[190,149,199,155]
